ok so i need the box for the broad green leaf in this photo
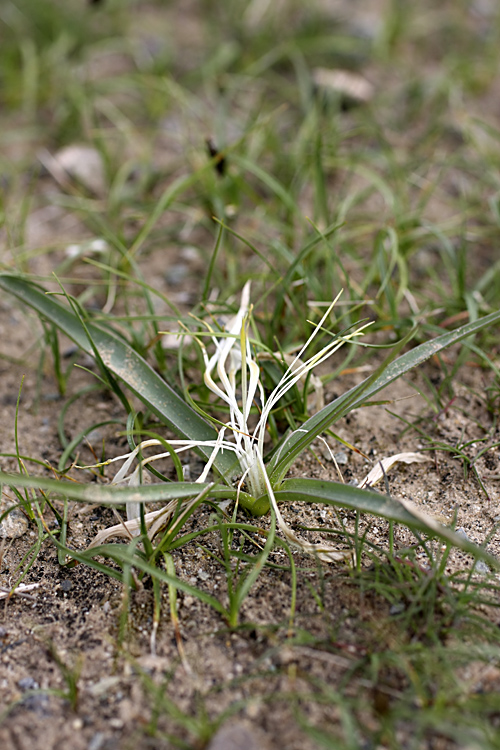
[0,469,210,505]
[269,309,500,485]
[274,478,497,565]
[0,275,235,477]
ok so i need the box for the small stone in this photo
[390,603,405,616]
[277,647,296,665]
[245,699,262,720]
[60,579,73,592]
[0,496,29,539]
[51,144,106,196]
[474,560,490,574]
[66,239,109,259]
[18,677,39,691]
[86,429,103,443]
[334,451,349,465]
[21,693,51,716]
[207,720,269,750]
[88,732,107,750]
[180,246,200,262]
[88,676,120,697]
[312,67,374,103]
[455,527,471,542]
[162,331,193,349]
[164,263,189,286]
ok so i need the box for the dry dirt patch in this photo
[1,305,499,749]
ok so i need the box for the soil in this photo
[1,317,499,750]
[1,2,500,749]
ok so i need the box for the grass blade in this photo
[0,274,235,477]
[269,310,500,484]
[274,478,497,565]
[0,470,210,505]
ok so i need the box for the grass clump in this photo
[1,1,500,748]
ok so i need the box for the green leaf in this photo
[274,478,497,565]
[0,469,210,505]
[269,309,500,485]
[0,274,235,477]
[232,155,302,217]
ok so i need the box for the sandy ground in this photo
[1,1,500,748]
[1,303,499,749]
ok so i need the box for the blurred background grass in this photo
[2,2,500,748]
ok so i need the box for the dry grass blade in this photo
[0,583,41,601]
[87,486,213,549]
[256,453,348,563]
[359,452,433,488]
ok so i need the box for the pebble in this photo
[318,445,349,464]
[389,603,406,616]
[86,429,103,443]
[18,677,39,691]
[51,144,106,196]
[312,67,374,104]
[0,496,29,539]
[88,732,107,750]
[88,676,121,697]
[164,263,189,286]
[180,246,200,262]
[207,721,268,750]
[455,527,471,542]
[474,560,490,575]
[21,693,51,716]
[453,529,493,574]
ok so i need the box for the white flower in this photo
[196,282,370,499]
[80,283,370,554]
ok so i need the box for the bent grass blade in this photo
[0,470,211,506]
[2,467,495,566]
[274,478,498,567]
[0,274,235,479]
[269,309,500,485]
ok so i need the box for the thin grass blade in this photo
[269,310,500,484]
